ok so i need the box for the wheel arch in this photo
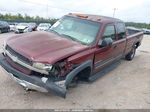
[133,41,141,49]
[65,60,93,87]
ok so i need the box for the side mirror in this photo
[99,38,113,47]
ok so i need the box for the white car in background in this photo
[28,22,37,31]
[9,23,18,31]
[37,23,51,31]
[142,28,150,34]
[15,23,32,33]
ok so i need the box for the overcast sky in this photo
[0,0,150,23]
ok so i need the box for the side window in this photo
[102,25,116,40]
[117,23,125,40]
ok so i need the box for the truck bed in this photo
[125,28,143,55]
[126,27,143,37]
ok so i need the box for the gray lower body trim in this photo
[65,60,92,87]
[89,60,121,82]
[95,53,122,69]
[2,67,48,92]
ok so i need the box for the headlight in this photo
[3,40,6,54]
[24,27,29,32]
[3,40,6,48]
[33,62,53,71]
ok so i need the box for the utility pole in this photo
[46,0,48,19]
[113,8,117,18]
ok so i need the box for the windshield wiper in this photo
[61,34,86,45]
[49,29,60,35]
[61,34,75,41]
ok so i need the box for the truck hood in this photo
[7,31,88,64]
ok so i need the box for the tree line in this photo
[0,13,58,23]
[0,13,149,29]
[126,22,150,29]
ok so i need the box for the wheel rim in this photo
[131,48,135,59]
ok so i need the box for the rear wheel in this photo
[125,45,136,61]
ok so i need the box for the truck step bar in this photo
[89,60,121,82]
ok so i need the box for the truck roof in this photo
[67,13,123,23]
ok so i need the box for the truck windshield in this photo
[49,16,101,45]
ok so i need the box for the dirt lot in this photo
[0,32,150,109]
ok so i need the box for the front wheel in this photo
[67,76,78,89]
[125,46,136,61]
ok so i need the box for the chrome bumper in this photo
[2,67,48,92]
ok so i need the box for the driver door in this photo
[94,24,120,73]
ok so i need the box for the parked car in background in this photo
[15,23,29,33]
[28,22,37,31]
[141,28,150,34]
[15,23,36,33]
[126,27,142,36]
[37,23,51,31]
[9,22,18,32]
[0,21,10,33]
[126,27,141,32]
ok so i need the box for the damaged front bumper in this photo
[0,53,67,98]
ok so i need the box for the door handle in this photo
[113,45,117,49]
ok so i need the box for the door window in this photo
[117,23,125,40]
[102,25,116,40]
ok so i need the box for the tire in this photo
[67,67,91,88]
[0,29,2,34]
[125,45,136,61]
[7,28,10,32]
[67,76,78,89]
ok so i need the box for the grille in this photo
[6,45,32,65]
[5,56,31,74]
[18,29,24,33]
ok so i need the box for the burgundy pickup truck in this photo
[0,13,143,98]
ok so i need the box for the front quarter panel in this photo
[67,47,96,65]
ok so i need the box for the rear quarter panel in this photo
[125,33,143,55]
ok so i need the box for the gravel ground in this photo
[0,32,150,109]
